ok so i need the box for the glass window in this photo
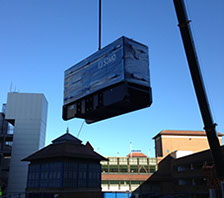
[120,181,129,185]
[130,165,138,173]
[129,158,138,164]
[109,158,118,165]
[110,181,119,184]
[28,164,41,188]
[5,141,13,146]
[148,158,157,164]
[102,165,108,173]
[109,158,117,162]
[139,165,148,173]
[139,158,147,164]
[109,165,118,173]
[119,158,128,165]
[48,162,62,188]
[119,165,128,173]
[150,165,156,173]
[131,181,140,184]
[102,181,108,185]
[57,172,61,179]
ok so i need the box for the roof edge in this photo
[152,130,224,140]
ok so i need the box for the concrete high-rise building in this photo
[5,92,48,196]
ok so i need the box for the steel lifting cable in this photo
[77,1,101,138]
[98,0,102,51]
[77,120,85,138]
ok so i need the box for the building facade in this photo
[133,146,224,198]
[23,131,107,198]
[5,92,48,196]
[153,130,223,158]
[132,130,224,197]
[0,107,14,195]
[101,151,157,193]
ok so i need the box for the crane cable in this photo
[77,120,85,138]
[78,0,101,138]
[78,0,101,137]
[98,0,102,51]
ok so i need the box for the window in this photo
[63,160,78,188]
[27,163,40,188]
[119,158,128,165]
[131,181,140,185]
[40,163,48,187]
[149,165,156,173]
[139,158,147,165]
[109,165,118,173]
[5,141,12,146]
[148,158,157,165]
[110,181,119,185]
[120,181,129,185]
[130,165,138,173]
[191,162,203,170]
[139,165,148,173]
[119,165,128,173]
[48,162,62,188]
[102,181,108,185]
[177,165,190,172]
[178,179,192,186]
[78,163,87,187]
[129,158,138,165]
[109,158,118,165]
[102,165,108,173]
[7,124,14,134]
[89,163,101,188]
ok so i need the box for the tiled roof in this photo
[22,133,107,162]
[52,132,82,144]
[127,152,147,158]
[153,130,223,139]
[102,174,151,181]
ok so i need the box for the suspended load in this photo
[63,36,152,124]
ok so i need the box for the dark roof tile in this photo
[52,133,82,144]
[22,132,107,162]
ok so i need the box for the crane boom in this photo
[173,0,224,179]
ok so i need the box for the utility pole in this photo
[173,0,224,179]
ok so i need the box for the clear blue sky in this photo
[0,0,223,157]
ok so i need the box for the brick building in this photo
[133,146,224,198]
[132,130,224,197]
[153,130,223,158]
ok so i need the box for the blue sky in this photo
[0,0,223,157]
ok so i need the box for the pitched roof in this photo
[127,152,147,158]
[22,132,107,162]
[52,132,82,144]
[85,141,94,151]
[153,130,223,139]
